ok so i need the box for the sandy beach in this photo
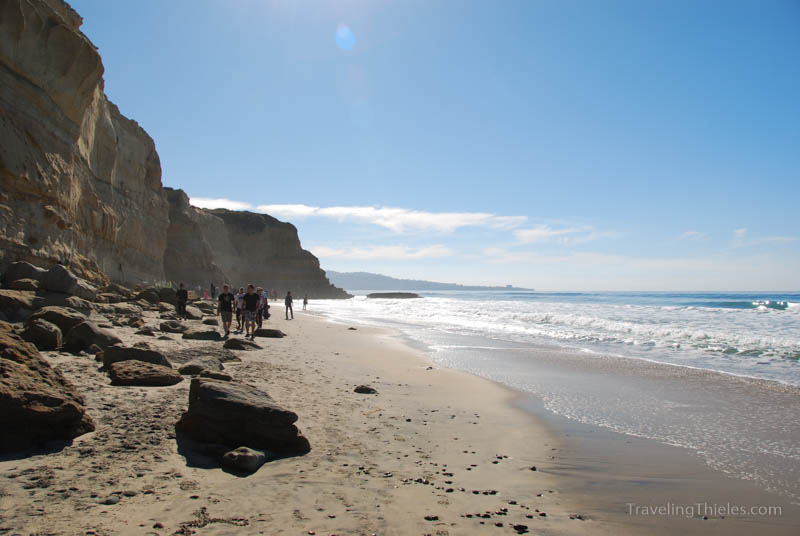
[1,304,798,535]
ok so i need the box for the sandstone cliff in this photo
[0,0,348,298]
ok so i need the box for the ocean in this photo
[311,290,800,501]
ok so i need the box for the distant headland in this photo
[326,271,532,292]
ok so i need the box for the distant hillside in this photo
[325,271,531,292]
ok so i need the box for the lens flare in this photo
[336,24,355,50]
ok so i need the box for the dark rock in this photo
[0,324,94,452]
[157,335,172,341]
[43,265,97,301]
[182,327,221,341]
[40,293,93,314]
[354,385,378,394]
[223,338,262,351]
[89,344,102,354]
[9,278,39,291]
[184,305,203,320]
[135,327,156,337]
[96,292,124,304]
[102,345,171,368]
[108,361,183,386]
[105,283,133,298]
[2,262,47,286]
[169,345,240,366]
[126,316,145,328]
[367,292,422,299]
[178,362,207,375]
[160,320,186,333]
[28,306,87,334]
[195,301,216,314]
[199,370,232,381]
[202,317,219,326]
[63,321,122,353]
[253,328,286,338]
[0,290,40,321]
[158,302,175,313]
[101,495,120,505]
[157,287,177,305]
[175,378,310,455]
[22,319,62,351]
[222,447,267,473]
[135,288,161,304]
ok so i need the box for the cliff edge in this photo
[0,0,348,298]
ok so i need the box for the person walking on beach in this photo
[285,291,294,320]
[176,282,188,319]
[243,284,260,339]
[217,284,234,337]
[210,282,216,299]
[235,286,245,332]
[255,286,265,329]
[303,295,308,311]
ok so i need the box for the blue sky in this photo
[71,0,799,290]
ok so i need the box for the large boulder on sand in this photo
[108,361,183,387]
[40,293,93,314]
[22,319,62,351]
[43,265,98,301]
[0,324,94,452]
[184,305,203,320]
[29,306,87,334]
[253,328,286,338]
[102,345,171,368]
[160,320,186,333]
[135,288,161,304]
[175,378,310,456]
[63,321,122,353]
[182,327,221,341]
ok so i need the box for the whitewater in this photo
[312,290,800,501]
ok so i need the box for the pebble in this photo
[101,496,120,505]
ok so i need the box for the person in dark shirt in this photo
[285,291,294,320]
[217,284,235,337]
[176,282,188,319]
[243,284,260,339]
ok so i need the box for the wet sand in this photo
[0,304,797,535]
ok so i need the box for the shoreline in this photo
[2,304,798,534]
[311,305,800,534]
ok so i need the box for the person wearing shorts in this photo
[243,284,260,339]
[217,284,235,337]
[235,287,245,331]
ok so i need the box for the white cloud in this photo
[258,204,526,233]
[513,225,615,244]
[311,244,454,260]
[678,231,708,240]
[731,227,797,248]
[190,197,254,211]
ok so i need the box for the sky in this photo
[70,0,799,290]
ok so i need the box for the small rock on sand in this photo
[221,447,267,473]
[354,385,377,394]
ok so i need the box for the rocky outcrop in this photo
[0,0,349,299]
[0,322,94,451]
[163,189,349,298]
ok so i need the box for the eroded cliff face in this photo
[164,189,348,298]
[0,0,169,285]
[0,0,347,298]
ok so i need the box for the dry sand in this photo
[1,304,797,535]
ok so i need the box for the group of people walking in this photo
[174,282,307,339]
[216,285,306,339]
